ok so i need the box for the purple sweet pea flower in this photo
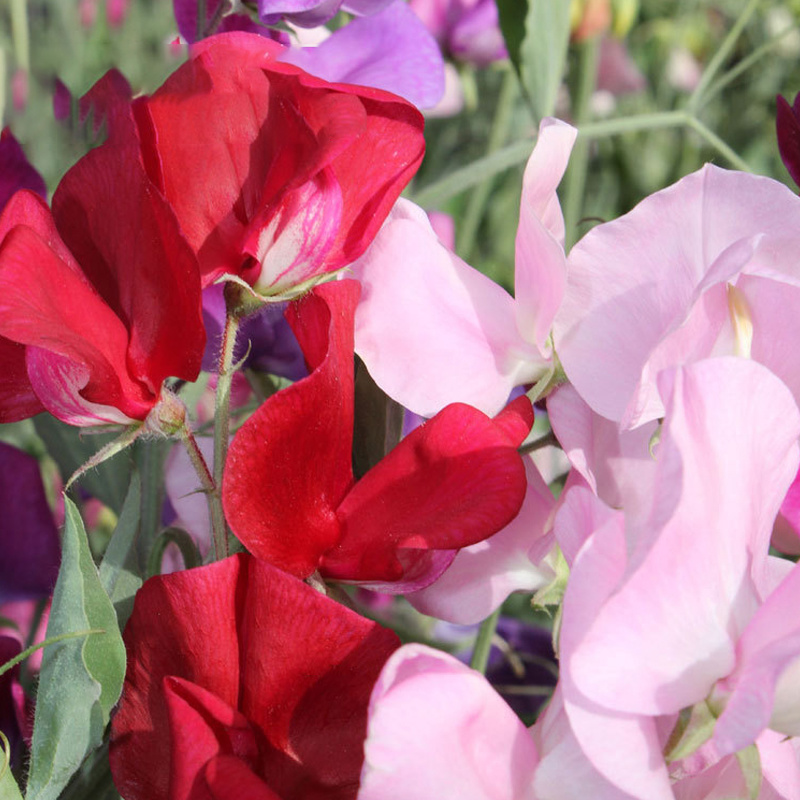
[279,0,445,108]
[0,128,46,211]
[0,443,60,604]
[201,285,307,380]
[410,0,507,67]
[777,92,800,190]
[259,0,392,27]
[173,0,290,43]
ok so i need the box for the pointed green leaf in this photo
[98,473,143,629]
[663,701,716,763]
[25,498,126,800]
[736,744,763,800]
[33,415,133,514]
[501,0,571,123]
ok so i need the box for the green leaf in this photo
[25,498,127,800]
[1,732,24,800]
[98,473,143,629]
[518,0,572,123]
[736,744,763,800]
[33,415,133,514]
[663,701,716,763]
[495,0,529,77]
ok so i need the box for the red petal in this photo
[0,224,154,420]
[165,677,259,800]
[323,402,531,583]
[110,554,399,800]
[223,281,359,578]
[493,394,535,446]
[0,336,43,422]
[203,756,282,800]
[52,71,205,394]
[139,32,423,287]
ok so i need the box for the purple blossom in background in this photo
[0,635,27,767]
[0,443,60,604]
[259,0,392,28]
[173,0,289,43]
[777,92,800,189]
[0,128,47,210]
[409,0,506,67]
[201,285,307,380]
[280,0,445,108]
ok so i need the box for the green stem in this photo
[683,115,753,172]
[688,0,760,114]
[0,629,104,678]
[179,425,227,561]
[470,607,501,674]
[457,69,518,260]
[9,0,29,72]
[701,24,797,106]
[563,36,601,250]
[196,0,207,40]
[579,110,688,139]
[134,437,167,565]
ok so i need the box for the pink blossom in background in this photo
[352,117,577,418]
[554,164,800,429]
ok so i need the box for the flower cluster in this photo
[3,4,800,800]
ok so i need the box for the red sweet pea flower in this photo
[109,554,399,800]
[223,279,533,590]
[0,73,205,426]
[133,32,426,296]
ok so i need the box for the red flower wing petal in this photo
[223,281,359,578]
[323,402,532,583]
[52,71,205,394]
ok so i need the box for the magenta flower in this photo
[0,128,46,211]
[777,92,800,189]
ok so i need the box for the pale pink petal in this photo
[552,482,621,566]
[558,516,674,799]
[759,729,800,800]
[406,457,556,624]
[358,643,538,800]
[713,561,800,755]
[25,348,135,426]
[351,199,541,417]
[532,687,640,800]
[514,118,576,354]
[568,359,800,717]
[555,166,800,427]
[547,383,658,513]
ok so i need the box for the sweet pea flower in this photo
[0,72,205,427]
[0,442,60,604]
[0,128,46,211]
[409,0,507,66]
[777,92,800,189]
[279,1,445,109]
[223,279,533,590]
[556,358,800,797]
[554,164,800,429]
[352,117,577,419]
[109,553,400,800]
[135,32,425,297]
[358,644,539,800]
[259,0,393,28]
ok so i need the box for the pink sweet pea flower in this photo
[358,644,539,800]
[135,32,425,296]
[0,73,205,427]
[351,117,577,418]
[554,164,800,429]
[223,279,533,590]
[556,358,800,796]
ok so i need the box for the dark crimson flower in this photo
[223,279,533,590]
[0,442,60,604]
[0,72,205,426]
[133,32,425,296]
[109,553,399,800]
[0,127,46,211]
[777,93,800,189]
[0,635,27,768]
